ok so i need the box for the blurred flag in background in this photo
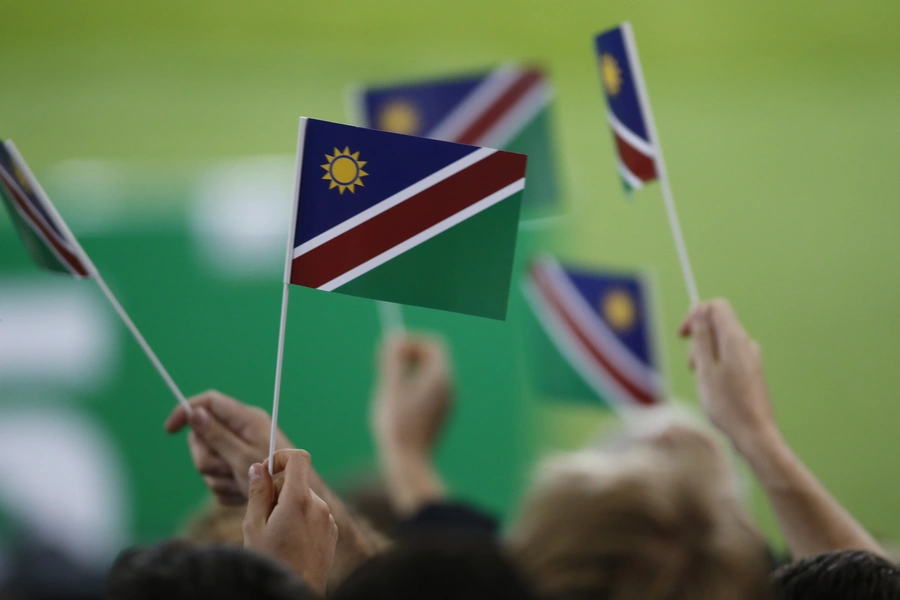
[521,255,664,409]
[355,65,560,215]
[0,142,89,278]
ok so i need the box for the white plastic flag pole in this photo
[376,301,405,335]
[91,270,192,413]
[4,142,192,413]
[622,23,699,306]
[658,175,699,305]
[268,117,307,474]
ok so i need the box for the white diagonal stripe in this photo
[537,256,662,393]
[0,168,71,251]
[617,160,645,190]
[428,64,523,142]
[318,178,524,291]
[606,109,655,157]
[478,80,552,149]
[293,147,495,259]
[522,277,633,410]
[0,169,84,277]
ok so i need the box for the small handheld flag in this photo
[0,140,190,413]
[0,144,89,278]
[266,117,527,471]
[522,255,664,409]
[353,65,558,216]
[289,118,526,319]
[594,23,699,305]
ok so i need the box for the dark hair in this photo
[773,549,900,600]
[332,532,537,600]
[107,539,315,600]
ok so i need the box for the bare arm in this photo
[370,334,452,517]
[682,300,883,559]
[306,467,390,586]
[738,426,882,559]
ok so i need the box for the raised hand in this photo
[370,333,453,515]
[167,389,389,586]
[243,450,338,595]
[680,299,776,455]
[164,390,292,504]
[681,299,884,559]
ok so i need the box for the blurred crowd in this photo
[5,299,900,599]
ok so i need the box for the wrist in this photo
[302,570,328,596]
[379,447,444,515]
[378,435,431,464]
[730,421,783,461]
[735,426,798,489]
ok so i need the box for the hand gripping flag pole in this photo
[3,142,192,414]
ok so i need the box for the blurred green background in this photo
[2,0,900,557]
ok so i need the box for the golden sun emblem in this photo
[13,164,31,193]
[321,147,368,194]
[601,288,636,332]
[600,53,623,97]
[377,100,421,135]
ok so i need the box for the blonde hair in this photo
[181,499,245,545]
[509,424,770,600]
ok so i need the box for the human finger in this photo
[244,463,275,531]
[188,431,232,476]
[190,407,258,469]
[272,449,312,499]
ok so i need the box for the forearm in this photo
[278,434,388,585]
[379,446,446,517]
[309,471,390,588]
[740,428,884,559]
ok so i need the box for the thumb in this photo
[244,463,274,532]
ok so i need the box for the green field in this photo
[3,0,900,552]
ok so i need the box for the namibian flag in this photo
[0,141,90,278]
[522,255,664,409]
[353,65,558,214]
[289,118,527,320]
[594,23,660,193]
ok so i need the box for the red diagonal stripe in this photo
[292,150,525,289]
[532,263,658,406]
[454,69,543,146]
[0,170,89,277]
[613,131,657,182]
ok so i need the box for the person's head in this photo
[181,499,245,545]
[338,475,401,539]
[509,413,770,600]
[773,549,900,600]
[107,539,316,600]
[332,532,537,600]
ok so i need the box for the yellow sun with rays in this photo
[378,100,421,135]
[601,288,636,332]
[600,54,622,97]
[321,147,368,194]
[13,164,31,193]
